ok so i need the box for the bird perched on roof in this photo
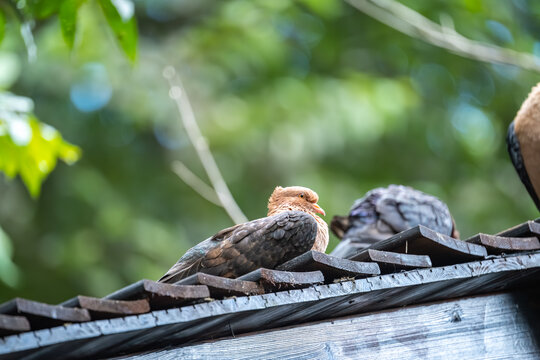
[330,185,458,259]
[159,186,328,283]
[507,83,540,211]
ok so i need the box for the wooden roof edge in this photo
[1,251,539,358]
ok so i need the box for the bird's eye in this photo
[299,193,304,198]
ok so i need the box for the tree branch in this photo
[345,0,540,73]
[163,66,248,224]
[171,160,221,206]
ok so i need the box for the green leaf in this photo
[0,226,20,288]
[0,92,81,198]
[0,10,5,46]
[98,0,138,62]
[60,0,84,49]
[25,0,62,19]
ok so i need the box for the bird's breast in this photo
[313,216,329,253]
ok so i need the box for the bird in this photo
[158,186,329,283]
[506,83,540,211]
[330,184,458,259]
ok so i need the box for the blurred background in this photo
[0,0,539,303]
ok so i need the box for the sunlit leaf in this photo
[97,0,137,62]
[0,92,81,198]
[25,0,62,19]
[0,226,19,288]
[60,0,85,49]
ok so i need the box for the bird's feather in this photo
[507,121,540,211]
[159,211,317,283]
[331,185,455,259]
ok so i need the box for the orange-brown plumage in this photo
[267,186,329,252]
[508,83,540,210]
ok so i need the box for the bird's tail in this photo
[330,215,349,239]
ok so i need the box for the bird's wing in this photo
[376,185,454,236]
[158,211,317,283]
[507,121,540,211]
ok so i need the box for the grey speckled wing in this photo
[158,211,317,283]
[330,185,454,259]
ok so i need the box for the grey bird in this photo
[330,185,459,259]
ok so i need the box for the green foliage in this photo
[24,0,62,19]
[0,226,19,287]
[59,0,84,49]
[97,0,138,62]
[0,10,5,45]
[0,92,81,197]
[0,0,539,304]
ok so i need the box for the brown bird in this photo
[507,83,540,211]
[159,186,329,283]
[330,185,458,259]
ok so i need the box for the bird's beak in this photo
[313,204,326,216]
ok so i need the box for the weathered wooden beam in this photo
[350,225,487,266]
[0,314,30,336]
[175,273,264,297]
[276,251,380,280]
[350,249,432,273]
[466,233,540,254]
[104,279,210,309]
[132,292,539,360]
[2,252,539,360]
[0,298,90,330]
[61,296,150,320]
[238,268,324,291]
[497,220,540,238]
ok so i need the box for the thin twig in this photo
[345,0,540,73]
[171,160,221,206]
[163,66,248,224]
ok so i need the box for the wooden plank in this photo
[0,298,90,330]
[60,296,150,320]
[175,273,264,297]
[0,314,30,336]
[351,225,487,266]
[103,279,210,309]
[238,268,324,291]
[127,292,540,360]
[276,251,380,280]
[349,249,432,273]
[1,252,539,360]
[497,220,540,238]
[466,233,540,254]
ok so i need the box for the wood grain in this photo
[466,233,540,253]
[61,296,150,319]
[238,269,324,291]
[350,249,432,273]
[119,292,540,360]
[497,220,540,237]
[349,225,487,265]
[276,251,380,279]
[1,252,539,360]
[0,298,90,330]
[104,279,210,309]
[175,273,264,297]
[0,314,30,336]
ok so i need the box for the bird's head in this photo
[267,186,326,217]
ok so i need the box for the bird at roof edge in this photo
[507,83,540,212]
[158,186,329,283]
[330,185,459,259]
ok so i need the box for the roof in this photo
[1,220,540,359]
